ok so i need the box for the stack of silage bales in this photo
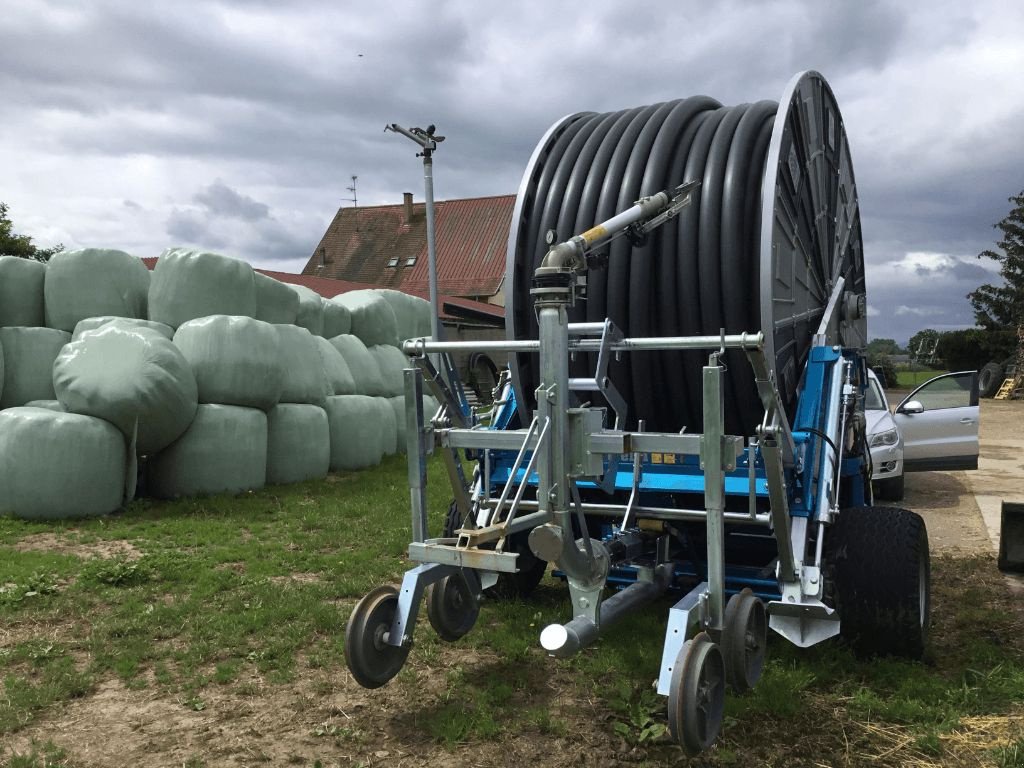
[0,244,437,520]
[0,251,151,520]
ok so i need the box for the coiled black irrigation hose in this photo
[506,71,868,437]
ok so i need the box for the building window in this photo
[387,257,399,268]
[405,257,417,267]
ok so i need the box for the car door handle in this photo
[959,418,975,424]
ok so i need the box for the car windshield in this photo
[865,378,886,410]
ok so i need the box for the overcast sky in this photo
[2,0,1022,343]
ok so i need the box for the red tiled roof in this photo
[140,257,504,324]
[303,194,514,298]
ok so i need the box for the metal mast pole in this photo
[385,122,446,346]
[422,150,441,344]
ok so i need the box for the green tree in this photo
[866,338,902,357]
[0,202,63,261]
[969,190,1024,330]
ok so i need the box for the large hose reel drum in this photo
[506,71,867,436]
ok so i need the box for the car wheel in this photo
[874,472,904,501]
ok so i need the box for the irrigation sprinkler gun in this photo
[347,72,930,754]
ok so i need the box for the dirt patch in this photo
[4,650,625,768]
[11,532,141,561]
[268,572,322,585]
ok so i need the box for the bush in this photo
[868,354,898,389]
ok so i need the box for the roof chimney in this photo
[403,192,413,225]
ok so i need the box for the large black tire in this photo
[873,473,905,502]
[826,506,930,659]
[443,500,547,599]
[978,362,1005,398]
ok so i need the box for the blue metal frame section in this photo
[480,342,870,606]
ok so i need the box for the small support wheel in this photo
[344,585,410,689]
[426,572,480,641]
[668,631,726,755]
[721,588,768,693]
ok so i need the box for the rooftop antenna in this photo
[346,175,358,208]
[384,123,445,352]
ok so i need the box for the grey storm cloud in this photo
[2,0,1023,343]
[194,180,269,222]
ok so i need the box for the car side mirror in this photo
[900,400,924,415]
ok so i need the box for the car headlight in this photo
[869,428,899,448]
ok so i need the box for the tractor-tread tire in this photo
[443,500,546,600]
[979,362,1005,398]
[826,506,929,659]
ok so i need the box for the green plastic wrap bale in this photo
[388,396,407,454]
[254,272,299,325]
[173,315,283,410]
[322,298,351,338]
[148,404,267,498]
[53,325,199,454]
[0,256,46,327]
[378,289,430,342]
[266,403,330,485]
[0,327,70,408]
[275,324,331,405]
[373,396,398,455]
[327,334,386,396]
[44,248,150,332]
[332,290,399,347]
[0,408,127,520]
[315,336,356,395]
[291,284,325,337]
[0,334,3,404]
[324,395,384,470]
[367,344,408,397]
[73,316,174,341]
[25,399,66,412]
[149,248,257,328]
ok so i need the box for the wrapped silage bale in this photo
[315,336,356,395]
[25,400,66,412]
[73,316,174,341]
[44,248,150,332]
[254,272,299,325]
[0,407,127,520]
[149,248,257,328]
[53,325,199,454]
[275,324,331,405]
[0,327,70,409]
[322,298,351,338]
[324,395,384,470]
[374,396,398,455]
[367,344,409,397]
[332,290,399,347]
[389,393,440,455]
[0,256,46,327]
[291,284,325,337]
[328,334,386,396]
[378,289,431,342]
[173,315,283,410]
[266,403,330,485]
[148,404,267,498]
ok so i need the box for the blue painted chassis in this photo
[471,345,869,602]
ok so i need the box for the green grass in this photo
[1,455,1023,766]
